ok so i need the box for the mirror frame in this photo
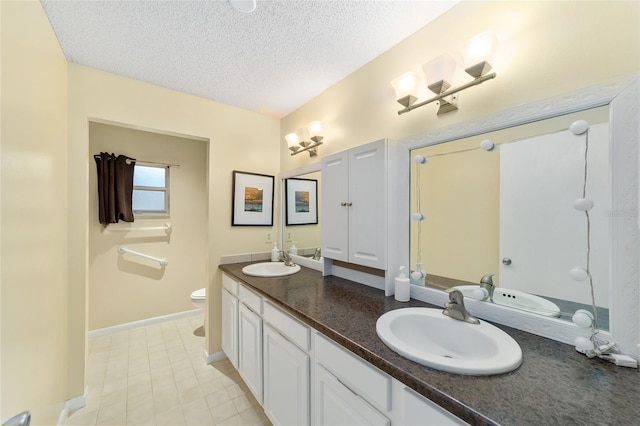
[278,162,323,272]
[395,74,639,357]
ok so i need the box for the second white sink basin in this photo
[376,308,522,375]
[242,262,301,277]
[452,285,561,317]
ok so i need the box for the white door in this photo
[238,304,263,404]
[221,288,238,368]
[500,123,609,307]
[348,140,387,269]
[321,151,349,262]
[313,365,389,426]
[263,324,310,426]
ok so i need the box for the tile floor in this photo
[66,313,271,426]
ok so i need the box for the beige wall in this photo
[68,64,280,384]
[280,1,640,170]
[1,1,69,424]
[88,123,208,330]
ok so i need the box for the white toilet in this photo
[190,288,206,310]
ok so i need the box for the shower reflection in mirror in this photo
[409,107,610,330]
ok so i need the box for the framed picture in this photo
[232,171,274,226]
[285,178,318,226]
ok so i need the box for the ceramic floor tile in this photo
[200,377,225,396]
[210,400,239,424]
[205,388,232,410]
[78,313,269,426]
[66,408,98,426]
[182,397,215,426]
[232,394,255,413]
[155,404,185,426]
[238,406,262,426]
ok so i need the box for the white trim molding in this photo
[204,349,227,365]
[88,309,202,339]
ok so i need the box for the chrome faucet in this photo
[312,247,322,261]
[479,273,496,301]
[443,290,480,324]
[279,250,296,267]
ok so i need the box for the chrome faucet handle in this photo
[443,290,480,324]
[479,273,496,301]
[279,250,296,267]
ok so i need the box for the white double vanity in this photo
[220,273,466,426]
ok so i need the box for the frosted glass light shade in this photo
[308,121,323,138]
[422,54,457,94]
[285,132,299,148]
[296,128,310,144]
[391,72,422,106]
[463,32,498,77]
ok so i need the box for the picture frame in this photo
[285,178,318,226]
[232,171,274,226]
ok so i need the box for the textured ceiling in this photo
[41,0,460,117]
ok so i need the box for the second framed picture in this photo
[232,171,275,226]
[285,178,318,226]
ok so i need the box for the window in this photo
[133,164,170,216]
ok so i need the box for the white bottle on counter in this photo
[271,243,280,262]
[395,266,410,302]
[289,242,298,255]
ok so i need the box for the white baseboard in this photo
[57,387,87,425]
[88,309,202,339]
[204,349,226,364]
[57,408,68,426]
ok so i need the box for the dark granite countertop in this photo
[219,262,640,426]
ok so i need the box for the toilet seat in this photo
[191,288,206,300]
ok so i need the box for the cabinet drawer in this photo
[264,301,310,352]
[239,284,263,315]
[222,274,239,296]
[315,333,391,412]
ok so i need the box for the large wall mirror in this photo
[279,164,322,270]
[410,106,610,328]
[396,75,638,356]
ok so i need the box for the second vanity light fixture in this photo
[392,32,498,116]
[285,121,324,157]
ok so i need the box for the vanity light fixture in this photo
[285,121,324,157]
[392,32,498,116]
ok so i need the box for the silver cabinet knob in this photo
[502,258,512,265]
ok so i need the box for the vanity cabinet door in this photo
[314,364,390,426]
[221,288,238,368]
[321,139,387,269]
[239,303,263,404]
[400,385,467,426]
[263,324,310,426]
[321,150,349,262]
[347,140,387,269]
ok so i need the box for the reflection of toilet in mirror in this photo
[190,288,206,337]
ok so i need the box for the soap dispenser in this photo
[271,243,280,262]
[289,242,298,256]
[395,267,410,302]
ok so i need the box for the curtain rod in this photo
[93,154,180,168]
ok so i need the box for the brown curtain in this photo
[95,152,135,225]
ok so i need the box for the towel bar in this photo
[118,245,168,266]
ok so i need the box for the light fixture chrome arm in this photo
[290,138,323,156]
[397,72,497,116]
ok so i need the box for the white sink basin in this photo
[452,285,561,317]
[376,308,522,375]
[242,262,301,277]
